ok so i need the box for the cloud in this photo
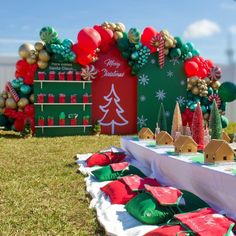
[229,25,236,34]
[184,19,221,39]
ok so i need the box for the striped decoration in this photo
[6,82,20,102]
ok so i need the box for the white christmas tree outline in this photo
[98,84,128,134]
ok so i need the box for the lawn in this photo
[0,131,120,235]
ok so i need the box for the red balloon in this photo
[24,104,34,117]
[13,119,25,132]
[205,59,214,70]
[141,26,158,53]
[77,27,101,52]
[184,61,199,77]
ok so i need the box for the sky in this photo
[0,0,236,64]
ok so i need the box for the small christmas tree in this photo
[171,101,183,138]
[209,99,222,139]
[192,103,204,150]
[20,119,32,138]
[93,120,101,135]
[157,103,167,131]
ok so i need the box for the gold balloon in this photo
[187,83,192,90]
[0,96,5,107]
[204,77,211,85]
[116,22,126,32]
[37,60,48,69]
[211,81,221,90]
[29,94,34,103]
[17,98,29,109]
[191,86,199,95]
[5,98,17,109]
[7,92,12,98]
[38,50,50,62]
[34,41,45,51]
[18,43,35,59]
[26,56,37,64]
[0,107,5,114]
[164,49,169,55]
[2,91,8,99]
[114,31,123,40]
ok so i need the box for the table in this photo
[121,137,236,220]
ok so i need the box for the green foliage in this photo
[209,100,222,139]
[157,103,167,131]
[20,119,32,138]
[93,120,101,135]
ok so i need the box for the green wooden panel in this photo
[137,54,187,133]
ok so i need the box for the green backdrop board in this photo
[34,61,92,137]
[137,54,187,133]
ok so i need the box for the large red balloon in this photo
[77,27,101,52]
[76,47,94,66]
[141,26,158,53]
[184,60,199,77]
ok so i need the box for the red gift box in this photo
[75,72,81,81]
[38,118,44,126]
[58,72,65,80]
[38,72,45,80]
[59,94,66,103]
[70,118,77,125]
[67,71,73,81]
[82,94,89,103]
[37,94,45,103]
[59,119,65,126]
[83,118,89,125]
[70,94,77,103]
[49,71,55,80]
[48,94,55,103]
[47,117,54,126]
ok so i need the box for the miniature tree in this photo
[209,99,222,139]
[93,120,101,135]
[20,119,32,138]
[191,103,204,150]
[157,103,167,131]
[171,101,183,138]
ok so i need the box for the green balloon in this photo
[170,48,181,59]
[181,44,189,54]
[208,87,213,96]
[189,103,197,111]
[0,114,8,127]
[186,42,195,51]
[20,85,31,95]
[117,37,130,51]
[192,49,200,56]
[221,115,229,128]
[131,51,139,60]
[201,105,207,113]
[218,82,236,102]
[174,36,183,48]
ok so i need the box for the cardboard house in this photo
[174,135,198,154]
[222,131,231,143]
[156,131,173,145]
[204,139,235,163]
[138,127,154,139]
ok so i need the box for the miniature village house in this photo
[174,135,198,154]
[204,139,235,163]
[156,131,173,145]
[222,131,231,143]
[138,127,154,139]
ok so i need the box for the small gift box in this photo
[82,93,89,103]
[48,94,55,103]
[49,71,55,80]
[59,94,66,103]
[70,94,77,103]
[59,112,66,126]
[38,116,45,126]
[68,113,78,126]
[58,72,65,80]
[38,72,45,80]
[47,116,54,126]
[67,71,73,81]
[83,116,90,126]
[37,93,45,103]
[75,72,81,81]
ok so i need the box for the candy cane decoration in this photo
[158,35,165,69]
[6,82,20,102]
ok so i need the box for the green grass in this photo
[0,131,120,235]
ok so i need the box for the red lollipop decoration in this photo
[209,66,222,80]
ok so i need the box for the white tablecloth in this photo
[121,137,236,220]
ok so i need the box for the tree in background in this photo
[157,103,167,131]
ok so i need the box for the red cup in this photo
[38,72,45,80]
[75,72,81,81]
[48,118,54,126]
[59,94,66,103]
[38,119,44,126]
[70,95,77,103]
[82,94,89,103]
[49,71,55,80]
[37,94,45,103]
[70,119,77,125]
[67,71,73,81]
[58,72,65,80]
[59,119,65,126]
[48,94,55,103]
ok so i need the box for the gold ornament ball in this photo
[164,49,169,55]
[191,86,199,95]
[203,113,210,120]
[7,92,12,98]
[18,43,34,59]
[116,22,126,32]
[0,96,5,107]
[34,41,45,51]
[211,81,221,90]
[26,56,37,64]
[17,98,29,109]
[204,77,211,85]
[38,50,50,62]
[189,76,198,85]
[2,91,8,99]
[114,31,123,40]
[187,83,192,90]
[29,94,34,103]
[37,60,48,69]
[5,98,17,109]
